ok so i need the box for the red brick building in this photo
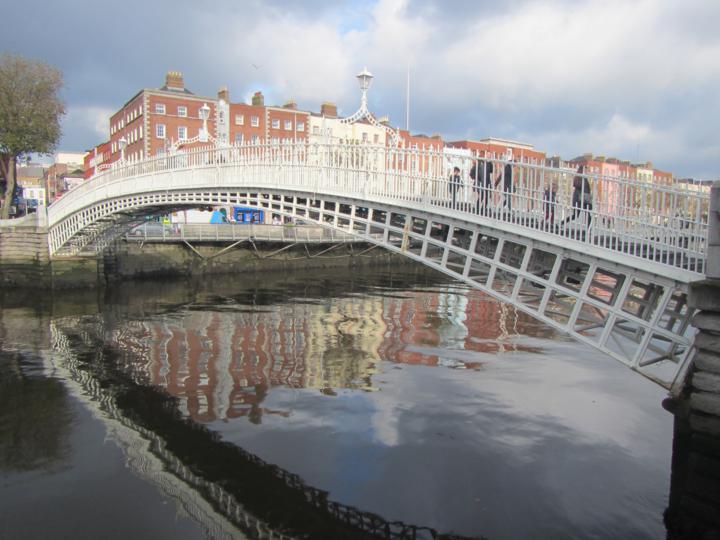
[224,95,311,146]
[398,130,444,151]
[83,141,111,179]
[108,72,218,165]
[447,138,546,165]
[265,103,310,144]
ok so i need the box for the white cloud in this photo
[9,0,718,177]
[63,105,114,143]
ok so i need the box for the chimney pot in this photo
[165,71,184,90]
[252,91,265,106]
[320,101,337,118]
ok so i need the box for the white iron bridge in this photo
[47,141,710,391]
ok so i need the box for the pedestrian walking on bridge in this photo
[448,166,462,210]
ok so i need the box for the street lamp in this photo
[118,136,127,163]
[340,66,399,146]
[356,67,373,111]
[199,102,211,142]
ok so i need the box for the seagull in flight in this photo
[251,63,262,70]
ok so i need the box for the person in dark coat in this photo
[543,181,557,227]
[494,159,514,213]
[563,164,593,228]
[470,158,494,215]
[448,166,462,209]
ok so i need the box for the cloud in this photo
[1,0,717,178]
[61,105,114,150]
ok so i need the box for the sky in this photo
[1,0,718,179]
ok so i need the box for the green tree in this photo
[0,54,65,219]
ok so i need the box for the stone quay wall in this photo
[0,223,101,289]
[105,240,401,281]
[0,224,405,288]
[0,223,52,288]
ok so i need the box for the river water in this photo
[0,266,675,539]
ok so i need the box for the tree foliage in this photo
[0,53,65,218]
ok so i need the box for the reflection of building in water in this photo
[378,292,441,365]
[303,295,386,392]
[112,287,552,424]
[378,288,540,368]
[112,297,386,423]
[436,290,469,366]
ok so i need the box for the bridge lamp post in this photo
[118,136,127,163]
[356,67,373,112]
[199,102,211,142]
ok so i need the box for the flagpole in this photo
[406,65,410,132]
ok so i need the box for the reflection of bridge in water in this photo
[50,318,484,540]
[46,139,710,390]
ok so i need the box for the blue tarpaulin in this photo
[210,210,227,224]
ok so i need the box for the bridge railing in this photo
[49,140,709,273]
[127,222,363,243]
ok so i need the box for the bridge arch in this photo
[48,142,709,389]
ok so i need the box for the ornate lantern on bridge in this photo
[341,67,400,146]
[356,67,373,110]
[199,102,211,143]
[118,136,127,163]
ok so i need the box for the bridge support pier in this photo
[687,280,720,434]
[685,182,720,431]
[664,281,720,539]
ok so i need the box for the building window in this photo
[251,116,259,127]
[156,124,166,138]
[251,135,259,144]
[271,137,279,144]
[284,120,292,131]
[373,134,379,144]
[312,126,320,135]
[177,106,187,117]
[178,126,187,140]
[235,114,244,125]
[271,119,280,129]
[234,133,244,143]
[297,122,305,132]
[155,103,165,114]
[362,132,368,142]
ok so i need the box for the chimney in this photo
[320,102,337,118]
[218,85,229,102]
[283,99,297,110]
[378,115,390,125]
[252,91,264,106]
[165,71,184,91]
